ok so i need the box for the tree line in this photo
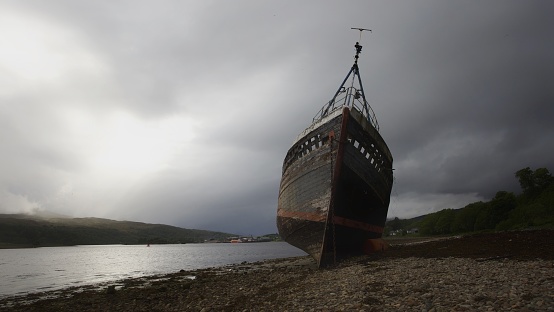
[387,167,554,236]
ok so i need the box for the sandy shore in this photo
[1,230,553,311]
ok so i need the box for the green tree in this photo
[405,167,554,236]
[434,209,455,234]
[451,201,484,233]
[420,209,456,235]
[473,203,494,231]
[515,167,534,194]
[489,191,517,226]
[534,168,554,190]
[515,167,553,198]
[419,212,440,235]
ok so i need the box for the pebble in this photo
[1,255,553,311]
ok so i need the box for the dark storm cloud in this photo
[1,0,552,234]
[366,1,554,206]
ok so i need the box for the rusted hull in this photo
[277,107,393,267]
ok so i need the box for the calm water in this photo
[0,242,306,298]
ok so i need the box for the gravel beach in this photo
[1,230,553,311]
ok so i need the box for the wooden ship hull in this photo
[276,37,393,267]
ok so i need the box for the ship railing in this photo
[312,86,380,132]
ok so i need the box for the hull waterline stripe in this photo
[332,216,384,234]
[278,210,384,234]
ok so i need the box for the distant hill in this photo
[0,214,236,248]
[385,166,554,236]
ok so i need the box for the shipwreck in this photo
[277,29,394,267]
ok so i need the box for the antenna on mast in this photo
[350,28,371,65]
[351,27,372,43]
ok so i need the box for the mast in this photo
[313,28,380,132]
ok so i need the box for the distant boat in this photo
[277,33,393,267]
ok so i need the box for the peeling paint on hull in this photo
[277,106,393,267]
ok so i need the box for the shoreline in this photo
[2,230,553,311]
[0,255,318,310]
[2,256,552,311]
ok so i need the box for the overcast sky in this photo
[1,1,553,235]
